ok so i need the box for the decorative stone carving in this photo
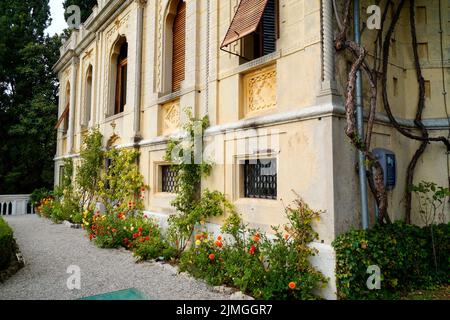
[105,13,130,42]
[243,64,277,116]
[161,99,180,134]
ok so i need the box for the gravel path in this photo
[0,215,230,300]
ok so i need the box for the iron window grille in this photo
[243,158,277,199]
[161,165,177,193]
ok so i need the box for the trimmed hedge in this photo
[0,217,14,270]
[332,221,450,299]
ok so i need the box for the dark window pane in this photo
[244,158,277,199]
[161,165,177,193]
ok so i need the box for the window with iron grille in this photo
[243,158,277,199]
[161,165,177,193]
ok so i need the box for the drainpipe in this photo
[204,0,211,117]
[354,0,369,229]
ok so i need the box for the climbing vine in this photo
[334,0,450,224]
[164,109,233,256]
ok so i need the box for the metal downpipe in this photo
[354,0,370,229]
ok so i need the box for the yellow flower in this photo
[195,240,201,246]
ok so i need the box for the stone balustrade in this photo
[0,195,35,216]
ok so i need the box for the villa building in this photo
[53,0,450,299]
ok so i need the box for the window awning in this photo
[220,0,270,49]
[54,105,69,130]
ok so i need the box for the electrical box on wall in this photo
[373,148,397,191]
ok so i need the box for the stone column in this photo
[68,56,79,153]
[319,0,338,97]
[133,0,147,144]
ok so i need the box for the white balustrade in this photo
[0,195,35,216]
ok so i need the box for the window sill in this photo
[105,111,126,122]
[234,197,279,206]
[218,50,281,82]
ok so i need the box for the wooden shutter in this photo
[172,1,186,92]
[54,104,69,130]
[221,0,270,49]
[261,0,277,56]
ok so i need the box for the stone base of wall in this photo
[143,211,338,300]
[0,238,25,283]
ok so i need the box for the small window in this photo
[63,103,70,134]
[241,0,278,62]
[243,158,277,199]
[221,0,279,63]
[161,165,177,193]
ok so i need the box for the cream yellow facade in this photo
[53,0,449,299]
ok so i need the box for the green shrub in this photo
[332,221,450,300]
[0,217,14,270]
[30,188,53,208]
[133,235,176,261]
[179,197,328,300]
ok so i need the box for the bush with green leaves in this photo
[179,197,328,300]
[76,128,104,211]
[30,188,53,209]
[332,221,450,300]
[0,217,14,270]
[97,148,147,217]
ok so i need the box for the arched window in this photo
[172,0,186,92]
[110,37,128,115]
[164,0,186,93]
[63,83,70,134]
[84,65,93,126]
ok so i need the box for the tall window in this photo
[63,84,70,134]
[114,39,128,115]
[84,65,93,126]
[221,0,279,63]
[171,0,186,92]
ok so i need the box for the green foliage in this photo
[97,148,147,216]
[179,197,328,300]
[0,0,61,193]
[164,109,218,255]
[76,128,104,210]
[63,0,98,26]
[0,217,13,270]
[410,181,450,226]
[30,188,53,208]
[332,221,450,300]
[51,158,81,223]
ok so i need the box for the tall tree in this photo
[0,1,61,194]
[63,0,98,25]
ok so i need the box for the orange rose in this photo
[208,253,215,261]
[195,234,202,240]
[288,282,296,289]
[215,241,223,248]
[217,235,222,241]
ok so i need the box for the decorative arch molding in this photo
[156,0,187,94]
[104,34,128,117]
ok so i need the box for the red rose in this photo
[138,227,143,233]
[215,241,223,248]
[208,253,215,261]
[249,245,256,255]
[133,233,138,239]
[145,236,150,241]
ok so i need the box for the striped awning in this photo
[220,0,270,49]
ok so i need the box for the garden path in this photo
[0,215,230,300]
